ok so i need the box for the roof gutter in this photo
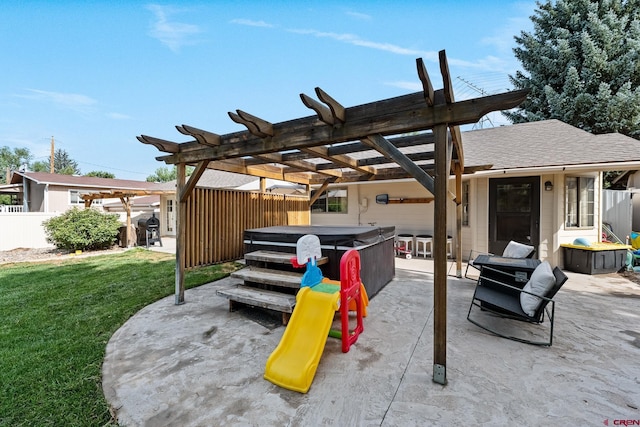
[468,161,640,178]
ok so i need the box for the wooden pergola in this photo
[81,189,173,247]
[137,50,527,385]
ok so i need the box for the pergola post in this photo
[175,163,186,305]
[119,196,133,247]
[433,123,449,385]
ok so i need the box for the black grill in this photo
[137,213,163,248]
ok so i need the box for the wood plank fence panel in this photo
[184,189,310,268]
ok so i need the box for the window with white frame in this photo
[69,190,101,205]
[565,176,594,228]
[311,188,348,213]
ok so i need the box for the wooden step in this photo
[216,284,296,325]
[231,266,303,289]
[244,250,328,266]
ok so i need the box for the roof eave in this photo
[467,161,640,178]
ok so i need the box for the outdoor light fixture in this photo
[375,194,389,204]
[545,181,553,191]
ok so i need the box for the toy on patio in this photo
[264,234,368,393]
[627,231,640,271]
[394,241,413,259]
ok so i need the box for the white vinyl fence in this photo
[0,213,58,251]
[602,189,633,242]
[0,205,23,213]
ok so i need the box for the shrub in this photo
[43,207,121,251]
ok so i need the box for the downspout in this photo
[44,184,49,213]
[22,175,29,212]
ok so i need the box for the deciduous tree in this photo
[0,146,32,184]
[146,165,193,182]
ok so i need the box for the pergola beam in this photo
[147,89,527,164]
[180,160,208,203]
[306,163,493,185]
[301,146,377,176]
[254,153,343,178]
[176,125,221,146]
[206,159,311,184]
[362,134,437,195]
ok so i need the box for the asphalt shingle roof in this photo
[463,119,640,170]
[10,171,166,190]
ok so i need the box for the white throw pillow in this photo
[502,241,534,258]
[520,261,556,317]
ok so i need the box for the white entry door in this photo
[164,198,176,236]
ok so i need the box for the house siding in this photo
[467,171,601,266]
[312,170,604,266]
[461,178,489,259]
[311,180,458,240]
[48,186,72,212]
[538,173,558,262]
[28,182,46,212]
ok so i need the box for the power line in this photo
[75,160,151,176]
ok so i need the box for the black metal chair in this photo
[467,264,568,346]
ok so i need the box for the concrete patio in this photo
[102,256,640,426]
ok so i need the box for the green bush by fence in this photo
[43,207,121,251]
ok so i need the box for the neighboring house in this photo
[0,171,171,250]
[0,171,168,213]
[310,119,640,267]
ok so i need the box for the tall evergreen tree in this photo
[505,0,640,138]
[53,149,81,175]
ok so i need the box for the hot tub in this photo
[244,225,396,297]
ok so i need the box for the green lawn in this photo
[0,249,241,426]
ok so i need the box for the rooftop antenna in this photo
[456,76,495,129]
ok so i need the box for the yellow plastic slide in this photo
[264,286,339,393]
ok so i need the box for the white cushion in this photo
[502,241,534,258]
[520,261,556,317]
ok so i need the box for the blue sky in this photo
[1,1,536,180]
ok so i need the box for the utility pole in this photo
[50,136,54,173]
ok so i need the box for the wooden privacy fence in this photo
[184,188,310,268]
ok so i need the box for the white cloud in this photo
[287,28,439,59]
[230,18,274,28]
[18,89,97,112]
[346,11,372,20]
[287,28,513,73]
[385,81,422,91]
[147,4,202,52]
[108,112,132,120]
